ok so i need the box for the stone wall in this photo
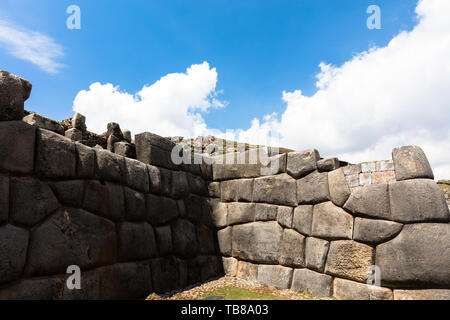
[1,71,449,300]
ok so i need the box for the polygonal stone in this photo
[124,158,149,193]
[94,148,126,183]
[255,203,278,221]
[75,142,95,178]
[305,237,329,272]
[135,132,175,169]
[64,128,82,141]
[0,121,35,174]
[375,160,394,172]
[107,134,119,152]
[394,289,450,300]
[207,181,220,198]
[0,175,9,224]
[172,218,198,258]
[325,240,373,282]
[155,225,172,256]
[328,168,351,207]
[218,226,232,256]
[277,206,293,228]
[208,199,227,228]
[159,167,172,196]
[222,257,238,277]
[232,221,282,264]
[184,194,206,224]
[343,183,390,220]
[236,260,258,282]
[286,149,320,179]
[25,208,116,276]
[187,173,208,196]
[24,113,64,135]
[50,180,85,208]
[124,187,146,221]
[147,165,161,193]
[353,218,403,244]
[253,173,297,206]
[150,257,180,293]
[106,122,124,140]
[361,162,376,173]
[117,222,157,261]
[0,70,31,121]
[72,113,86,131]
[372,171,396,184]
[392,145,434,181]
[311,202,353,240]
[197,225,215,255]
[376,223,450,287]
[146,194,178,226]
[0,276,64,300]
[171,171,189,198]
[0,225,29,284]
[342,164,362,175]
[221,179,253,202]
[280,229,305,267]
[297,171,330,204]
[114,141,136,158]
[292,205,313,236]
[227,202,255,225]
[122,129,131,143]
[257,265,293,289]
[10,177,60,226]
[317,157,340,172]
[333,278,393,300]
[291,269,332,297]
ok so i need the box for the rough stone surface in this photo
[227,202,255,225]
[305,237,329,272]
[150,257,179,293]
[124,158,149,193]
[343,183,390,220]
[292,205,313,236]
[107,134,119,152]
[146,194,178,226]
[232,221,282,264]
[187,173,208,196]
[50,180,84,208]
[280,229,305,267]
[124,187,146,221]
[297,171,330,204]
[253,173,297,206]
[317,157,340,172]
[342,164,362,175]
[147,165,161,193]
[122,130,131,143]
[75,142,95,178]
[154,225,172,256]
[311,202,353,240]
[10,177,60,226]
[394,289,450,300]
[389,179,449,223]
[277,206,293,228]
[95,148,126,183]
[222,257,238,277]
[184,194,207,225]
[286,149,320,179]
[172,219,198,258]
[106,122,124,141]
[0,121,36,174]
[196,225,215,255]
[257,265,293,289]
[64,128,82,141]
[328,168,351,207]
[72,113,86,131]
[236,261,258,282]
[255,203,278,221]
[217,226,232,256]
[291,269,332,297]
[171,171,189,198]
[25,208,116,276]
[325,240,373,282]
[0,276,64,300]
[221,179,253,202]
[333,278,393,300]
[0,175,9,224]
[209,199,227,228]
[114,141,136,158]
[392,145,434,181]
[0,70,31,121]
[207,181,220,198]
[24,113,64,135]
[376,223,450,287]
[353,218,403,244]
[135,132,175,169]
[159,167,172,196]
[0,225,29,284]
[117,222,157,261]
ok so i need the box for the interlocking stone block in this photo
[333,278,393,300]
[328,168,351,207]
[50,180,85,208]
[253,173,297,206]
[146,194,178,226]
[0,70,31,120]
[150,257,180,294]
[277,206,293,228]
[311,202,353,240]
[292,205,313,236]
[317,157,340,172]
[297,171,330,204]
[207,181,221,198]
[255,203,278,221]
[353,218,403,244]
[24,113,64,135]
[392,145,434,181]
[75,142,95,178]
[155,225,172,256]
[221,178,253,202]
[0,224,29,284]
[217,226,232,256]
[208,199,227,228]
[0,175,9,224]
[171,218,198,258]
[125,158,149,193]
[222,257,238,277]
[0,121,35,174]
[305,237,329,272]
[94,148,126,183]
[342,164,361,176]
[0,276,65,300]
[257,265,293,289]
[124,187,146,221]
[65,127,83,141]
[171,171,189,198]
[114,141,136,158]
[286,149,320,179]
[236,261,258,282]
[291,269,332,297]
[280,229,305,267]
[117,222,157,261]
[197,225,215,255]
[227,202,255,225]
[147,165,161,193]
[343,183,390,220]
[72,113,86,131]
[372,171,396,184]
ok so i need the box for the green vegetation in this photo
[198,286,286,300]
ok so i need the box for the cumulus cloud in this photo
[73,62,225,137]
[0,19,64,73]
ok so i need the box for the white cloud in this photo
[0,19,64,73]
[73,62,224,137]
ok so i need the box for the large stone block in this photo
[325,240,373,282]
[253,173,297,206]
[50,180,85,208]
[187,173,208,196]
[25,208,116,276]
[0,277,64,300]
[257,265,293,289]
[36,129,76,178]
[286,149,320,179]
[222,257,238,277]
[376,223,450,287]
[75,142,95,178]
[389,179,449,223]
[311,202,353,240]
[328,168,351,207]
[0,175,9,224]
[394,289,450,300]
[305,237,329,272]
[114,141,136,158]
[232,221,282,264]
[353,218,402,244]
[292,205,313,236]
[297,171,330,204]
[135,132,175,169]
[155,225,172,256]
[280,229,305,267]
[207,181,221,198]
[333,278,393,300]
[124,158,149,193]
[10,177,60,226]
[94,148,126,183]
[277,206,293,228]
[0,225,29,284]
[0,70,31,121]
[197,225,216,255]
[159,167,172,196]
[221,179,253,202]
[0,121,35,174]
[124,187,146,221]
[217,226,232,256]
[317,157,340,172]
[184,194,207,224]
[146,194,178,226]
[72,113,86,131]
[172,218,198,258]
[106,122,124,141]
[343,183,390,220]
[147,165,161,194]
[24,113,64,135]
[117,222,157,261]
[255,203,278,221]
[392,145,434,181]
[227,202,255,225]
[171,170,189,198]
[150,257,180,294]
[208,199,227,228]
[291,269,332,297]
[236,260,258,282]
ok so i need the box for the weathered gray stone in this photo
[394,289,450,300]
[343,183,390,220]
[392,145,434,181]
[10,177,60,226]
[253,173,297,206]
[122,129,131,143]
[26,208,116,276]
[277,206,293,228]
[263,153,287,175]
[147,165,161,193]
[0,277,65,300]
[75,142,95,178]
[325,240,373,282]
[376,223,450,287]
[124,187,146,221]
[305,237,329,272]
[311,202,353,240]
[217,226,232,256]
[117,222,157,261]
[209,199,227,228]
[342,164,362,175]
[317,157,340,172]
[255,203,278,221]
[135,132,175,169]
[150,256,180,293]
[328,168,351,207]
[72,113,86,131]
[212,150,264,180]
[361,162,376,173]
[0,70,31,121]
[227,202,255,225]
[114,141,136,158]
[232,221,282,264]
[106,122,124,140]
[187,173,208,196]
[64,128,82,141]
[297,171,330,204]
[333,278,393,300]
[291,269,332,297]
[197,225,215,255]
[155,225,172,255]
[257,265,293,289]
[221,179,253,202]
[24,113,64,135]
[280,229,305,267]
[0,225,29,284]
[184,194,207,224]
[292,205,313,236]
[124,157,149,193]
[375,160,394,172]
[107,134,118,152]
[389,179,449,223]
[353,218,403,244]
[207,181,221,198]
[82,180,125,221]
[146,194,178,226]
[0,175,9,224]
[286,149,320,179]
[222,257,238,277]
[94,148,126,183]
[172,219,198,258]
[50,180,85,208]
[171,171,189,198]
[159,167,172,196]
[236,260,258,282]
[0,121,35,174]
